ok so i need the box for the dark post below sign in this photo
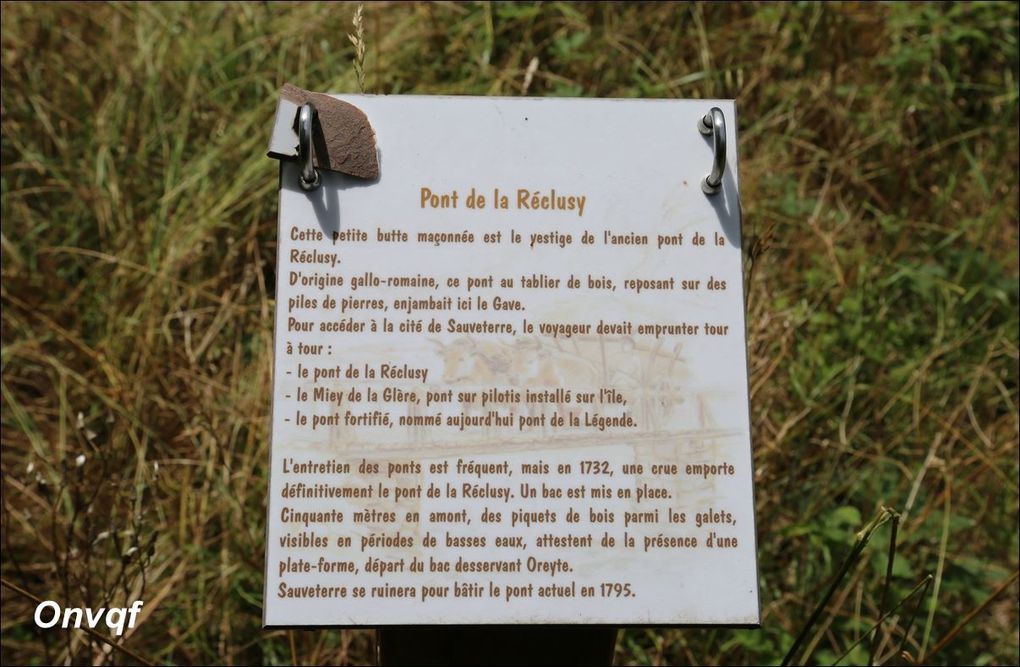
[263,91,760,659]
[378,626,617,665]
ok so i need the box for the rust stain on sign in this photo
[280,83,379,180]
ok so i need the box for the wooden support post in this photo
[377,626,617,666]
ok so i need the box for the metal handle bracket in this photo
[697,107,726,195]
[297,103,321,191]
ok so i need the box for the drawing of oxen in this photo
[431,337,517,440]
[509,336,601,433]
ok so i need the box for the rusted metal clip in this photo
[267,83,379,188]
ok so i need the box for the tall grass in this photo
[2,2,1017,665]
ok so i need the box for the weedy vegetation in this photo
[1,2,1017,665]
